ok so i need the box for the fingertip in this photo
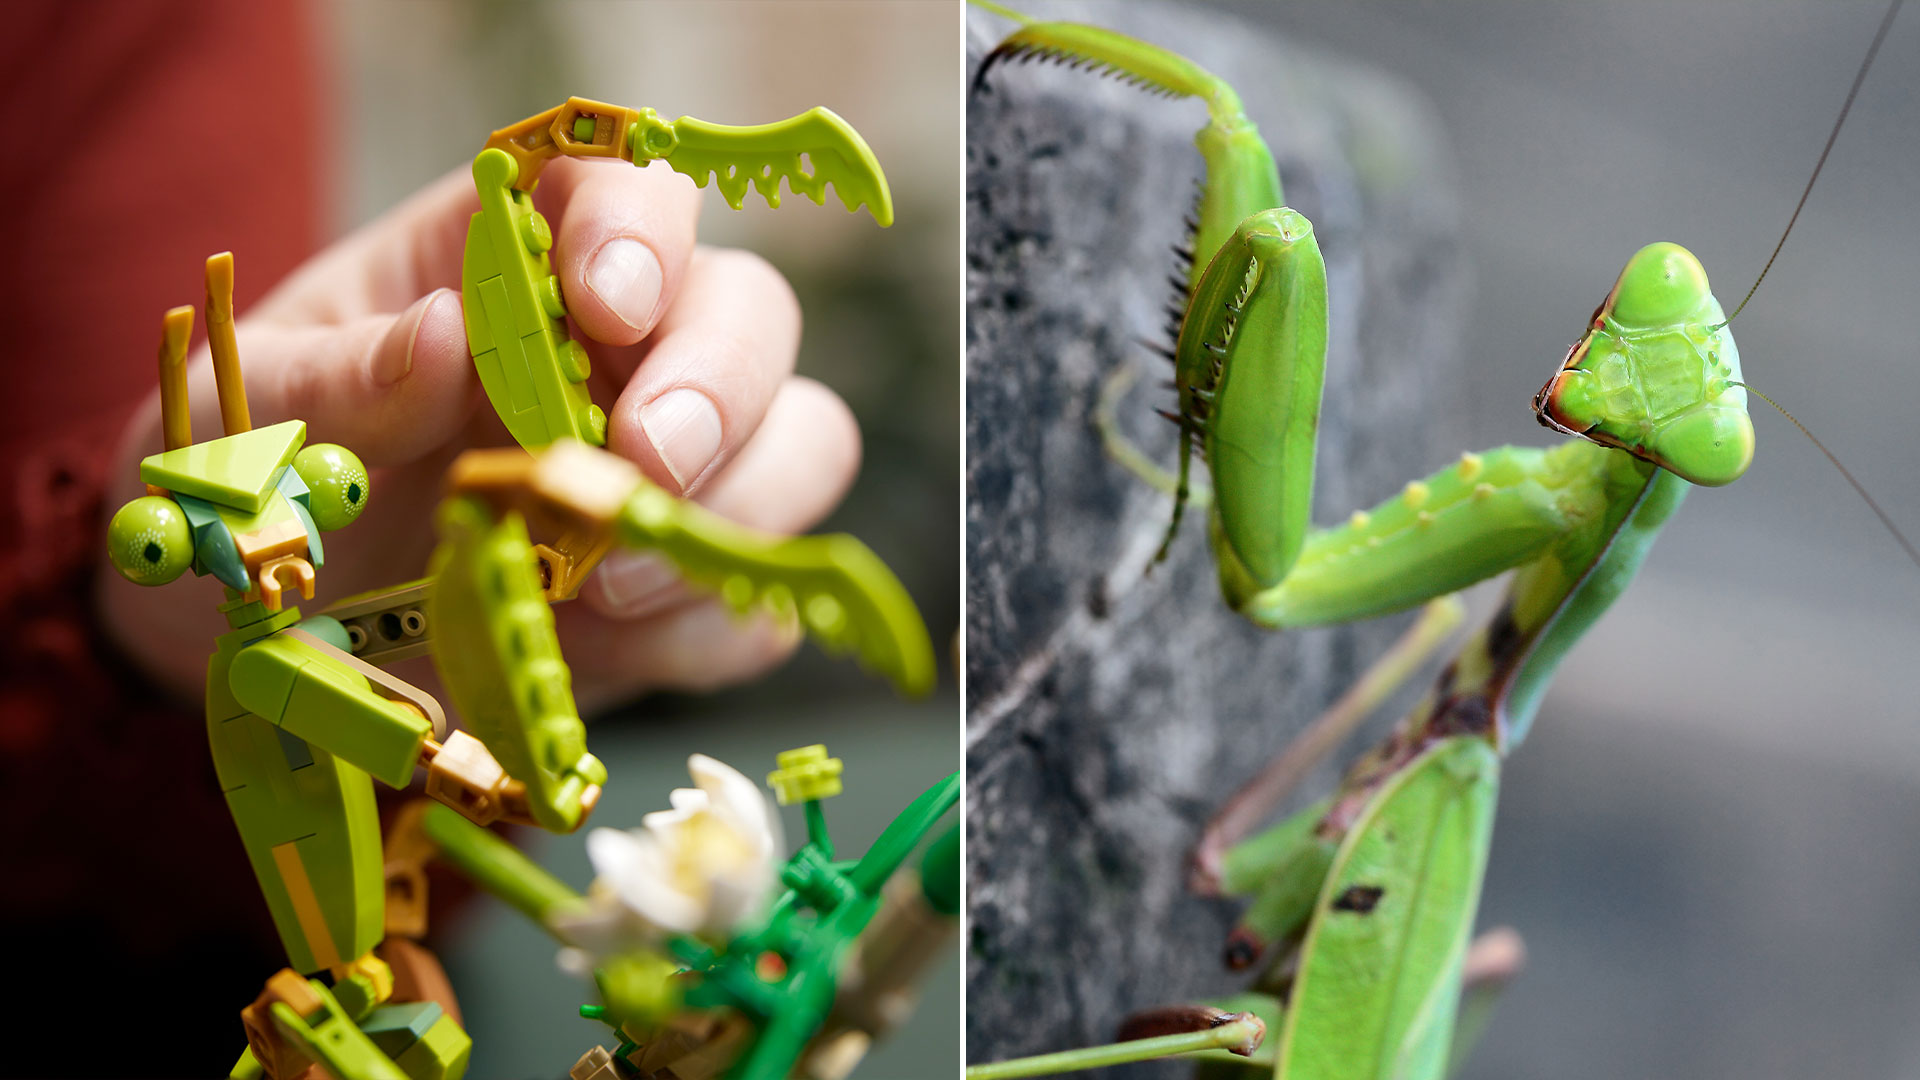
[544,158,702,346]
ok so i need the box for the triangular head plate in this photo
[140,420,307,513]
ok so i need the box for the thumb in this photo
[215,288,478,466]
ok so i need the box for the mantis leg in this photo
[976,13,1281,560]
[963,1008,1267,1080]
[1194,595,1465,892]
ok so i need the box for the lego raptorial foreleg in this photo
[438,441,937,703]
[463,97,893,456]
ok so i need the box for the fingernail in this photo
[594,552,682,617]
[373,289,451,387]
[638,388,722,492]
[586,237,663,334]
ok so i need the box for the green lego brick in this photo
[277,466,325,565]
[634,106,894,226]
[427,497,602,831]
[393,1009,471,1080]
[177,493,248,590]
[268,981,410,1080]
[230,1047,264,1080]
[614,478,935,696]
[363,1001,443,1056]
[334,971,381,1021]
[140,419,306,513]
[462,148,603,450]
[230,634,430,788]
[767,745,843,806]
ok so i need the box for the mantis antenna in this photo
[1711,0,1920,575]
[1716,0,1903,329]
[1736,382,1920,573]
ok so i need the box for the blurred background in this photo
[0,2,957,1077]
[967,2,1920,1078]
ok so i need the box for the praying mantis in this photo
[965,2,1920,1077]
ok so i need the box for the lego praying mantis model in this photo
[965,3,1916,1078]
[105,98,932,1080]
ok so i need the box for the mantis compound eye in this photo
[108,495,194,585]
[294,443,370,531]
[1608,242,1712,328]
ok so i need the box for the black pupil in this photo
[144,541,162,564]
[346,482,362,505]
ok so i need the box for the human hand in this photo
[99,160,861,710]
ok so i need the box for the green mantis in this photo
[965,2,1912,1077]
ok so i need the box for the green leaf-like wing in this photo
[1278,737,1500,1080]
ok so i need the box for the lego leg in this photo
[240,970,405,1080]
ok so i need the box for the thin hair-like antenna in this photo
[1716,0,1903,329]
[1736,381,1920,573]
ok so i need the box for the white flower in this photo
[551,755,784,962]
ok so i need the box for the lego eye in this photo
[294,443,370,531]
[108,496,194,585]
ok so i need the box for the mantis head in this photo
[1534,242,1755,487]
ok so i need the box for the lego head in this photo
[105,254,370,613]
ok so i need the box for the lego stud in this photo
[767,744,843,806]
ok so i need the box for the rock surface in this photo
[964,2,1471,1071]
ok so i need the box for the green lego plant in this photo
[413,745,959,1080]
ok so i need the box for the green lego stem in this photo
[634,107,894,226]
[846,771,959,897]
[616,480,936,697]
[421,802,585,927]
[804,800,832,859]
[920,822,961,916]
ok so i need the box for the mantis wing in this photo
[1277,737,1500,1080]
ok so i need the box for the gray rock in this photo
[965,2,1472,1072]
